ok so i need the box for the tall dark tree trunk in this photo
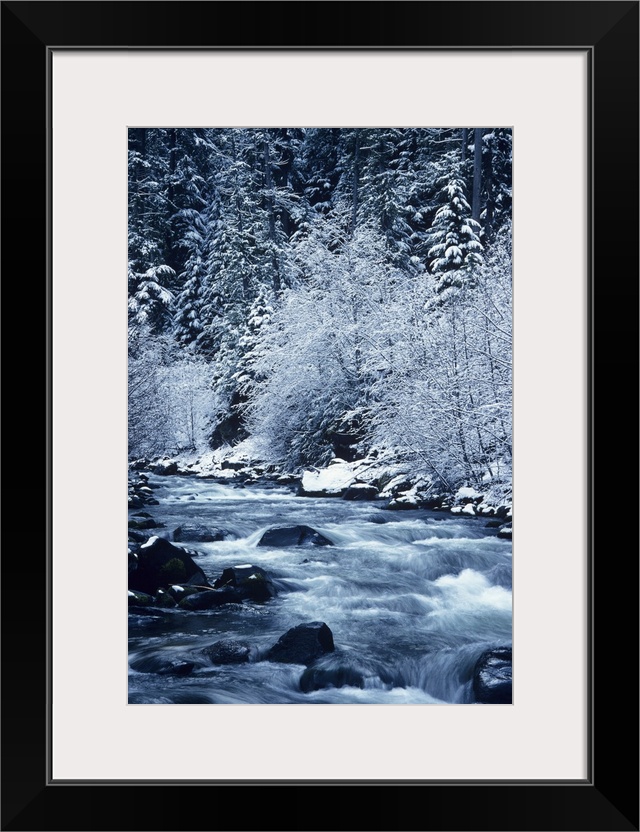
[472,128,482,224]
[263,137,281,293]
[351,131,360,234]
[461,128,468,163]
[484,138,495,241]
[165,128,178,272]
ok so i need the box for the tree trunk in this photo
[472,128,482,224]
[263,137,281,293]
[484,138,495,241]
[351,131,360,234]
[461,128,468,163]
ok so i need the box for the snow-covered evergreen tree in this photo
[428,176,483,292]
[127,127,512,499]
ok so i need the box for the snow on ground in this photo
[455,486,481,501]
[301,459,362,494]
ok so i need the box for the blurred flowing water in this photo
[128,475,512,704]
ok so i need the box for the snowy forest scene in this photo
[128,127,513,705]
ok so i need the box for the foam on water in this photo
[129,476,512,704]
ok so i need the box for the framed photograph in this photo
[3,2,638,830]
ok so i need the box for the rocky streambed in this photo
[128,473,512,704]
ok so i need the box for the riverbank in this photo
[129,443,512,534]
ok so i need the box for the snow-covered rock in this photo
[299,459,357,497]
[343,483,379,501]
[497,523,512,540]
[455,486,481,503]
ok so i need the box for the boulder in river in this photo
[128,536,210,595]
[258,525,333,548]
[342,484,379,501]
[152,461,179,476]
[154,588,178,608]
[473,646,512,704]
[202,640,251,664]
[173,523,226,543]
[157,661,195,676]
[178,587,243,610]
[299,663,365,692]
[267,622,335,665]
[214,565,277,603]
[130,653,195,675]
[497,523,512,540]
[129,516,162,531]
[128,589,155,607]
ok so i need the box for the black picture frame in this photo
[2,2,638,830]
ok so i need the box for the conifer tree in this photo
[428,176,483,292]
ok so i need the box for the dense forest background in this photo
[128,127,512,497]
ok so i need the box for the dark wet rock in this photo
[390,479,414,495]
[202,640,251,665]
[276,474,301,485]
[485,519,502,529]
[130,653,194,675]
[495,505,510,520]
[157,661,195,676]
[221,459,245,471]
[342,484,379,501]
[497,523,512,540]
[267,622,335,665]
[473,647,512,704]
[166,584,207,602]
[128,536,210,595]
[128,528,148,544]
[214,565,277,603]
[173,523,226,543]
[128,589,154,607]
[297,483,347,498]
[154,588,178,608]
[300,663,364,692]
[129,516,163,531]
[128,475,162,510]
[152,461,179,476]
[258,525,333,548]
[128,549,140,575]
[178,587,243,610]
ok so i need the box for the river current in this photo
[128,475,512,704]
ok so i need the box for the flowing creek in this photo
[128,474,512,704]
